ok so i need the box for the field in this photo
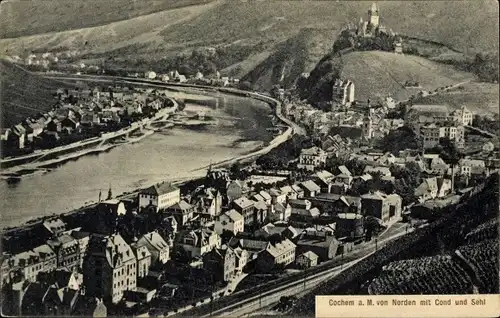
[0,0,214,38]
[411,82,499,116]
[0,1,498,91]
[339,51,476,102]
[0,60,77,127]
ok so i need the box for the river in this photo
[0,93,274,228]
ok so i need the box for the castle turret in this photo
[369,2,379,28]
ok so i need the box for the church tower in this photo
[362,115,374,140]
[369,2,380,28]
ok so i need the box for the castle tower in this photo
[369,2,380,28]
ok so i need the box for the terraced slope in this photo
[368,255,473,294]
[0,60,75,126]
[347,51,475,100]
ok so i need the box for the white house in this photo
[179,229,221,258]
[414,177,452,202]
[145,71,157,80]
[297,146,327,171]
[138,183,180,212]
[137,231,170,265]
[214,209,244,235]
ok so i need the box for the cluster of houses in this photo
[2,128,497,315]
[405,104,474,150]
[1,85,172,151]
[8,51,101,73]
[139,69,239,88]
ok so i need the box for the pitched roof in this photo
[288,199,309,209]
[265,239,296,258]
[268,188,282,197]
[361,191,387,200]
[299,251,319,260]
[224,209,243,222]
[337,165,352,177]
[254,200,268,211]
[291,185,303,193]
[279,185,294,195]
[141,183,178,196]
[363,165,391,176]
[301,146,326,156]
[139,231,169,252]
[259,191,272,201]
[229,238,269,252]
[314,170,335,182]
[43,218,67,234]
[252,194,265,202]
[169,200,192,211]
[233,196,255,209]
[297,234,337,248]
[300,180,321,193]
[87,233,135,268]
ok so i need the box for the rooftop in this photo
[141,183,178,196]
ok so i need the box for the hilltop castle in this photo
[357,2,389,38]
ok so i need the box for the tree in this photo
[439,137,462,193]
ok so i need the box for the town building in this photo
[414,177,452,202]
[296,230,338,262]
[335,213,364,239]
[233,247,249,272]
[451,106,474,126]
[289,199,321,223]
[312,170,336,193]
[82,233,137,303]
[167,200,195,226]
[420,122,465,149]
[360,192,402,224]
[270,188,288,205]
[214,209,245,236]
[138,183,180,212]
[232,196,256,225]
[459,159,486,177]
[136,231,170,265]
[192,187,223,217]
[47,234,80,271]
[272,202,292,222]
[226,180,246,202]
[300,180,321,197]
[68,229,91,267]
[297,146,327,171]
[254,223,300,241]
[256,239,296,272]
[202,247,236,282]
[43,218,68,238]
[178,229,221,258]
[98,199,127,216]
[32,244,58,276]
[296,251,319,269]
[130,243,151,279]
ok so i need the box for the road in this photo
[163,223,412,318]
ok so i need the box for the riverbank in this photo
[1,84,292,231]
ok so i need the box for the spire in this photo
[370,2,379,14]
[107,184,112,200]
